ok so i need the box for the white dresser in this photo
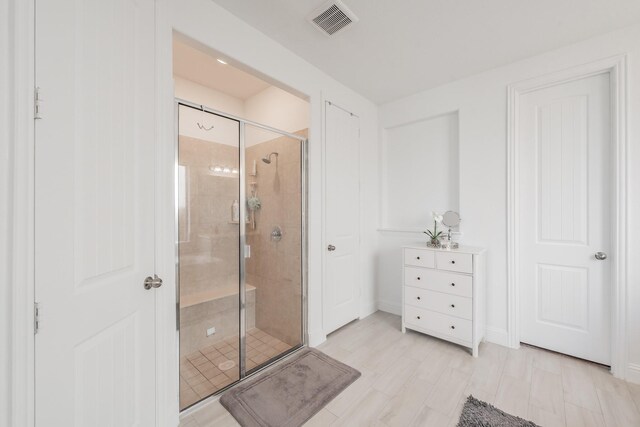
[402,245,486,356]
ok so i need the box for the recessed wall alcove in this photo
[381,111,460,230]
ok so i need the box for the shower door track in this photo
[174,98,309,413]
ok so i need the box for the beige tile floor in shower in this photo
[180,328,293,409]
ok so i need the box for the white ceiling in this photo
[173,38,270,100]
[212,0,640,104]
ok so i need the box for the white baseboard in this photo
[360,298,378,319]
[484,326,510,347]
[377,299,401,316]
[627,363,640,384]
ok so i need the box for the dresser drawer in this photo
[404,305,472,343]
[404,248,435,268]
[405,286,472,320]
[404,267,472,298]
[436,251,473,274]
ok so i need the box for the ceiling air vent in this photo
[307,0,359,36]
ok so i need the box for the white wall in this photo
[175,76,245,117]
[377,23,640,381]
[382,112,459,229]
[3,0,35,425]
[244,85,310,137]
[1,1,12,425]
[163,0,380,351]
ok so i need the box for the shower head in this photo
[262,152,279,164]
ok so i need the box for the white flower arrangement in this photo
[424,211,444,242]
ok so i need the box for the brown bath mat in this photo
[457,395,540,426]
[220,348,360,427]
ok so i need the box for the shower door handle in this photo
[327,244,336,252]
[144,274,163,290]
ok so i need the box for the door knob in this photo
[327,244,336,251]
[594,252,607,260]
[144,274,163,290]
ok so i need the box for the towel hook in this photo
[197,105,214,131]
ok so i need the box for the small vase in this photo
[427,238,441,248]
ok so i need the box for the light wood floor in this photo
[180,311,640,427]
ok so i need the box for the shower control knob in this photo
[327,244,336,251]
[144,274,163,290]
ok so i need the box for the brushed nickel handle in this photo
[144,274,163,290]
[595,252,607,260]
[327,244,336,251]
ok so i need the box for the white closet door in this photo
[323,102,360,334]
[518,73,611,365]
[35,0,157,425]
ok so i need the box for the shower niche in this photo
[177,102,307,410]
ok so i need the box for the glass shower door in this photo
[178,104,241,410]
[177,101,307,410]
[243,124,305,373]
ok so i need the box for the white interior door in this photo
[323,102,360,334]
[35,0,157,425]
[518,73,611,365]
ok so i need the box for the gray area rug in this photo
[457,395,540,427]
[220,348,360,427]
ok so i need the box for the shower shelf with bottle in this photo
[229,199,250,224]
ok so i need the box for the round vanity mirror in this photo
[442,211,461,228]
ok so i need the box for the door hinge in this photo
[34,302,41,334]
[34,86,42,120]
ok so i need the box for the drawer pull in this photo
[417,277,421,280]
[417,296,421,300]
[450,325,456,329]
[451,260,456,264]
[451,283,455,287]
[450,304,455,308]
[417,316,421,320]
[416,256,420,260]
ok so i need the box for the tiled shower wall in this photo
[179,135,239,296]
[178,135,255,355]
[245,129,306,346]
[178,130,305,355]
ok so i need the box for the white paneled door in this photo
[323,102,360,334]
[35,0,157,425]
[518,73,611,365]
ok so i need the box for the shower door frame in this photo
[174,99,309,410]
